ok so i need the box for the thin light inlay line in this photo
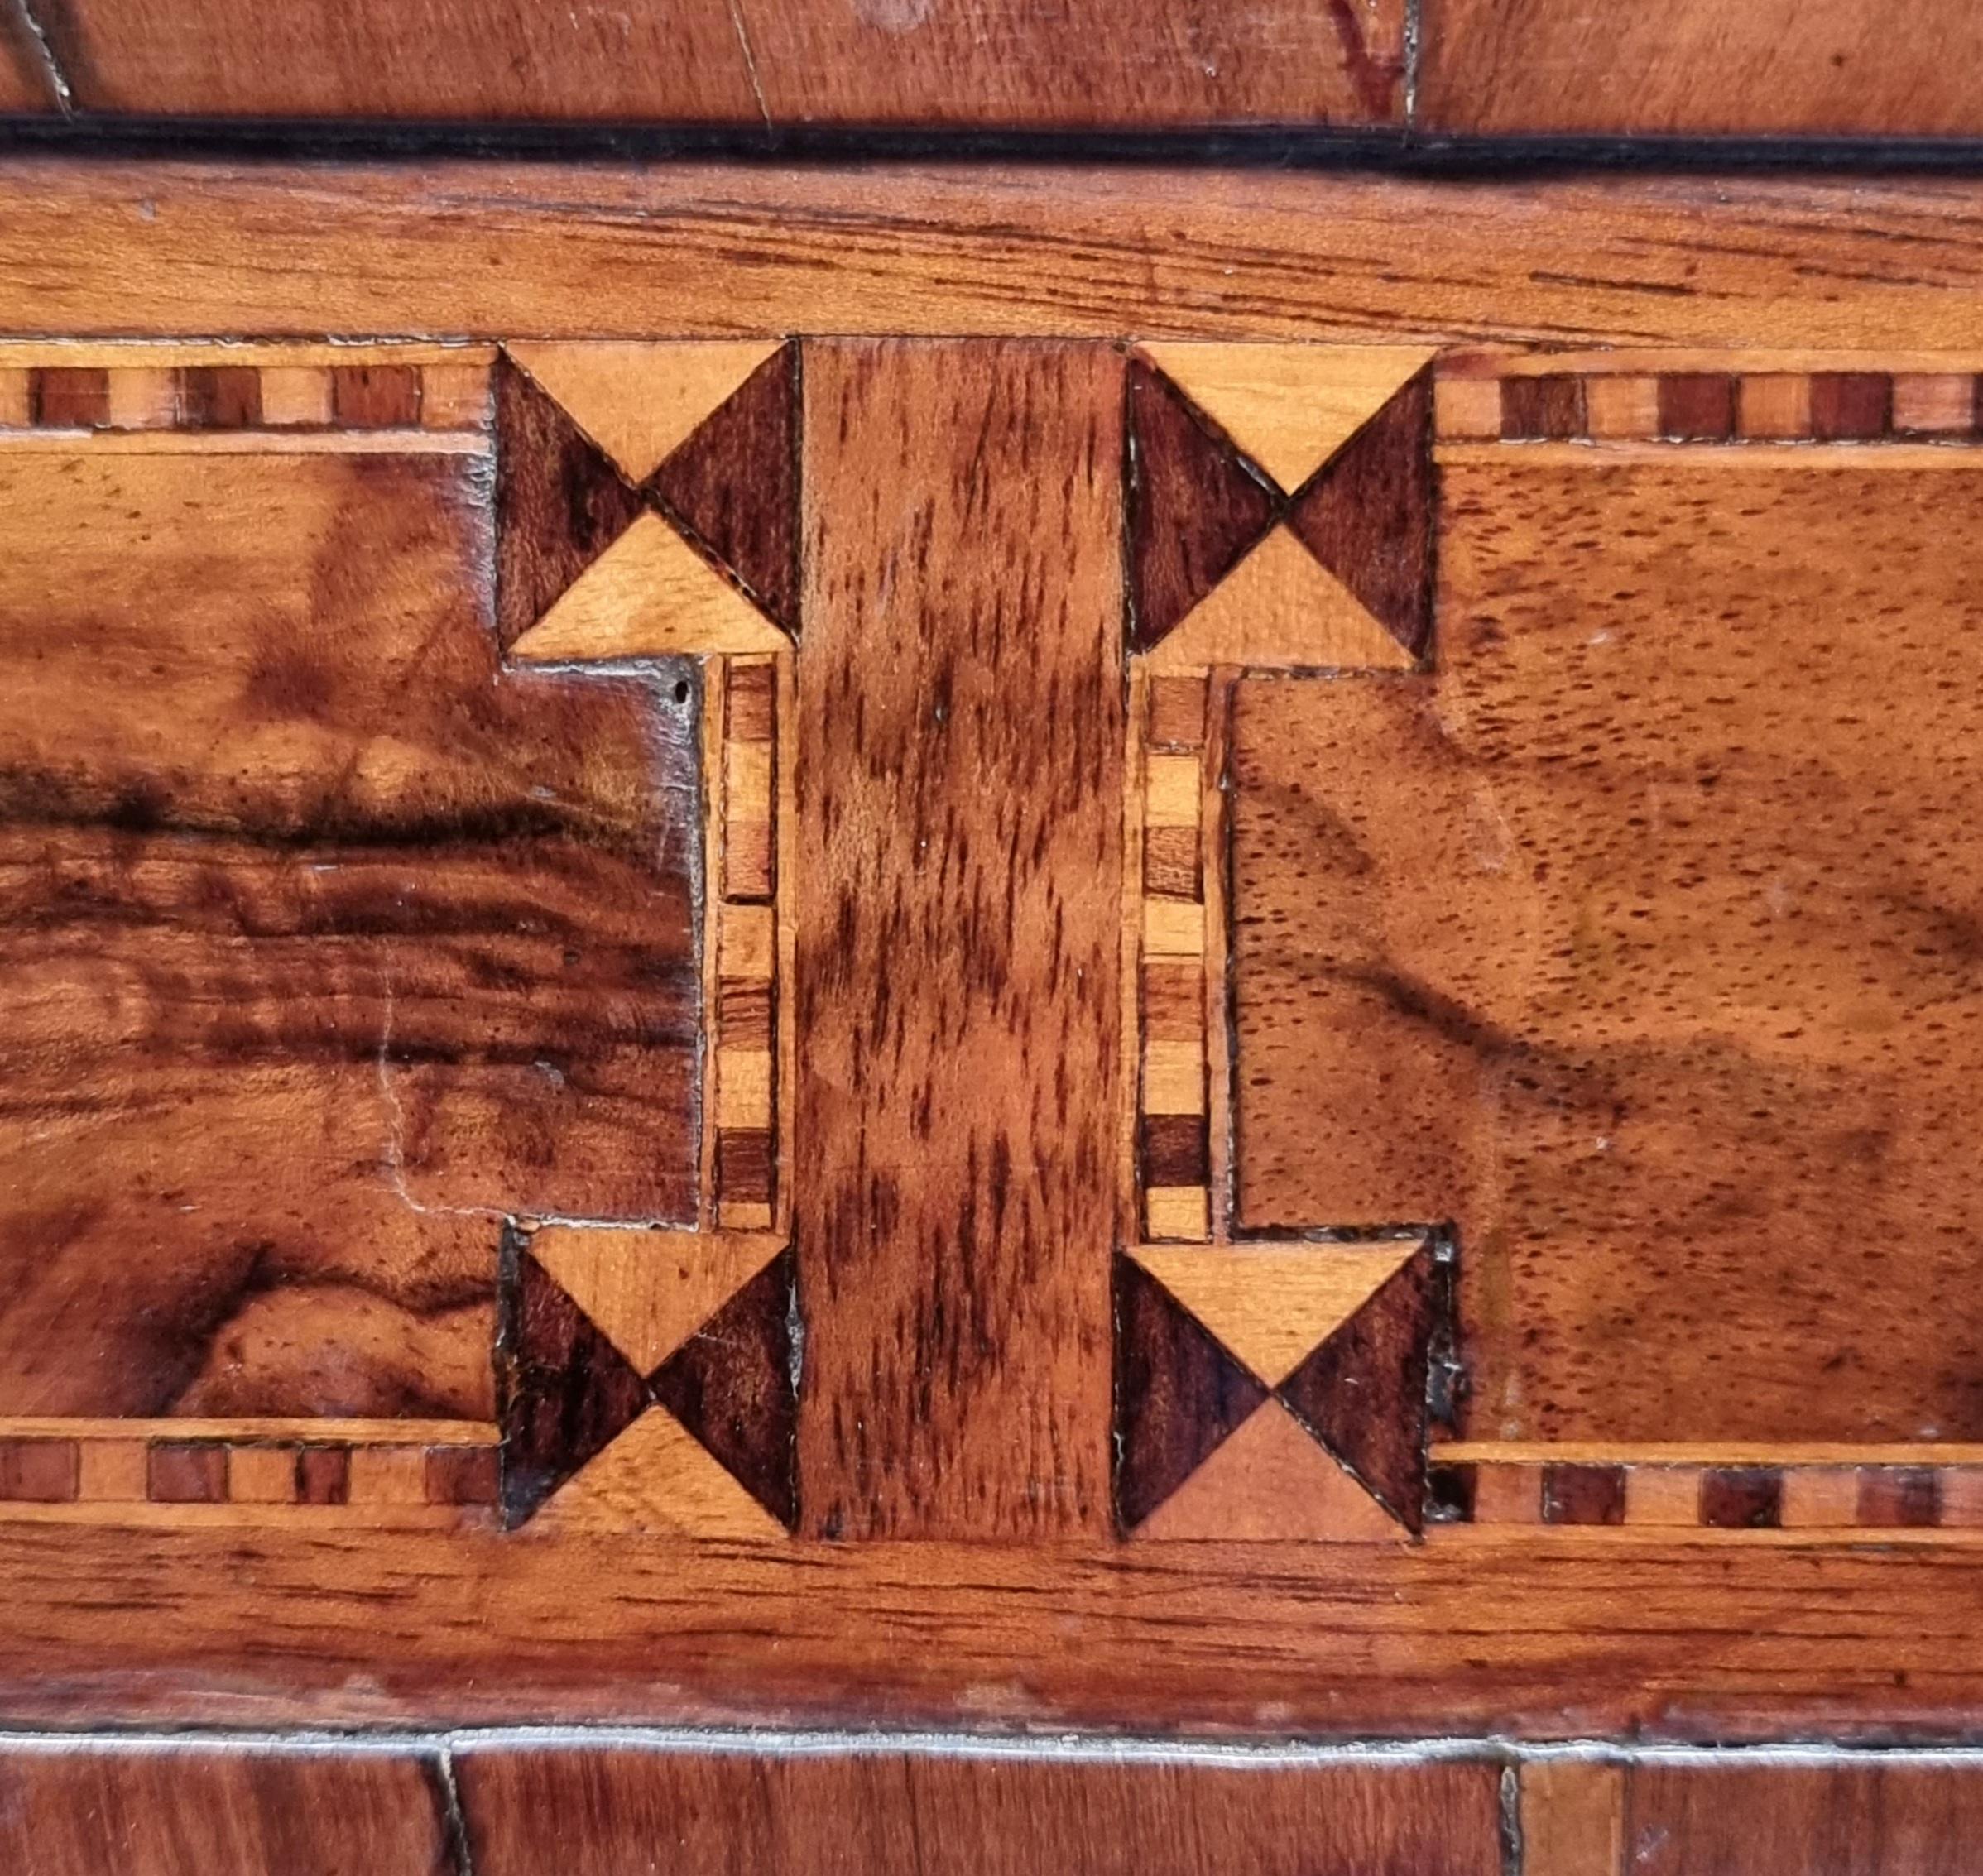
[1438,440,1983,469]
[0,430,488,456]
[1432,1442,1983,1466]
[0,1416,498,1443]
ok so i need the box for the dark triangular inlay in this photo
[1275,1241,1436,1533]
[1286,367,1434,658]
[1126,356,1282,652]
[498,1236,651,1528]
[493,355,646,650]
[645,343,799,636]
[1113,1251,1270,1532]
[648,1245,798,1530]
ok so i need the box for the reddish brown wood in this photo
[29,0,1400,128]
[147,1443,227,1504]
[1623,1759,1983,1874]
[330,364,421,427]
[1126,356,1280,650]
[0,1745,459,1875]
[179,363,262,429]
[500,1249,650,1526]
[1286,366,1434,655]
[0,1437,77,1503]
[1656,372,1736,439]
[1810,372,1894,441]
[647,1247,797,1529]
[454,1744,1500,1875]
[1276,1246,1436,1531]
[1419,0,1983,137]
[1232,453,1983,1443]
[1113,1254,1269,1532]
[1542,1465,1625,1527]
[0,445,698,1422]
[493,357,646,650]
[0,6,55,110]
[1500,376,1583,440]
[794,340,1121,1539]
[646,343,799,632]
[30,366,108,427]
[1699,1470,1783,1532]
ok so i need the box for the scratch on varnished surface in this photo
[723,0,773,133]
[375,981,508,1229]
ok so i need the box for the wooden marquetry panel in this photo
[9,166,1983,1755]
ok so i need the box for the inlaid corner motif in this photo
[2,337,1981,1549]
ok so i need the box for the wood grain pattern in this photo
[1622,1758,1983,1874]
[0,1745,459,1875]
[12,1522,1983,1734]
[1520,1760,1624,1876]
[28,0,1401,127]
[454,1744,1496,1875]
[0,444,698,1424]
[795,341,1120,1538]
[1232,453,1983,1444]
[18,165,1983,351]
[1419,0,1983,138]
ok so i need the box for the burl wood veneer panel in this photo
[0,388,699,1467]
[1233,451,1983,1445]
[1419,0,1983,139]
[23,0,1400,127]
[5,166,1983,1744]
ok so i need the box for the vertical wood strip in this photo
[1120,659,1150,1254]
[1521,1761,1625,1876]
[774,648,798,1245]
[795,339,1121,1538]
[1203,667,1238,1244]
[698,655,727,1234]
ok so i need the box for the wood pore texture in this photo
[4,167,1983,1772]
[1230,453,1983,1445]
[17,0,1401,127]
[795,341,1120,1538]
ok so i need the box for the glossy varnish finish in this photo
[0,432,699,1431]
[1419,0,1983,138]
[0,171,1981,1764]
[795,341,1121,1538]
[1231,451,1983,1444]
[21,0,1400,127]
[454,1744,1500,1875]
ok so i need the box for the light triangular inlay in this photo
[1137,343,1437,494]
[508,511,790,662]
[1135,1399,1407,1541]
[1145,525,1417,675]
[1128,1240,1420,1388]
[505,340,782,483]
[527,1227,785,1375]
[536,1406,789,1538]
